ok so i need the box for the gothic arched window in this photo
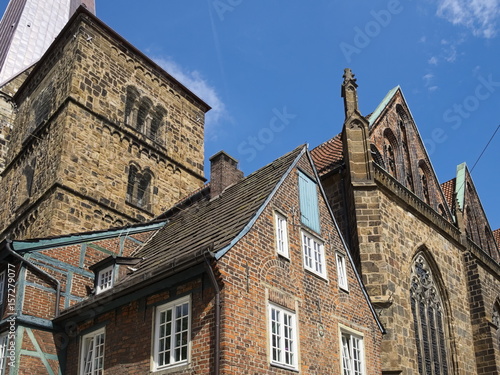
[410,254,449,375]
[370,144,386,169]
[383,129,398,179]
[493,302,500,345]
[396,105,414,191]
[418,161,431,205]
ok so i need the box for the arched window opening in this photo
[410,254,449,375]
[370,144,385,169]
[126,164,153,211]
[124,86,165,145]
[17,158,36,207]
[136,98,152,133]
[149,106,167,144]
[493,303,500,344]
[126,164,138,203]
[397,105,414,191]
[137,170,152,209]
[418,161,431,205]
[125,86,140,126]
[383,129,398,179]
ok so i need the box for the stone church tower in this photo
[0,0,95,184]
[0,7,209,240]
[312,70,500,374]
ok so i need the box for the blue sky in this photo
[2,0,499,229]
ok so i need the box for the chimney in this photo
[209,151,244,197]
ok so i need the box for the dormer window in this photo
[96,265,114,294]
[90,257,142,295]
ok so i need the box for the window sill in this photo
[125,200,153,215]
[152,362,190,374]
[270,362,299,372]
[304,268,328,282]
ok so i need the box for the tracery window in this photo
[410,254,449,375]
[370,144,385,169]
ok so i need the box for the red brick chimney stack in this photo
[209,151,244,197]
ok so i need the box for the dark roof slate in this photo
[310,133,344,176]
[123,145,305,282]
[494,229,500,249]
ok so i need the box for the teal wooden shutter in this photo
[298,171,321,233]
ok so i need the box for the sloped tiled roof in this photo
[441,178,456,211]
[119,145,305,282]
[494,229,500,248]
[310,133,343,176]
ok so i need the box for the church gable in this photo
[368,88,452,221]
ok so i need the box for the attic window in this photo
[96,265,114,294]
[90,256,142,295]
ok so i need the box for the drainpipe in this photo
[4,239,61,317]
[203,251,220,375]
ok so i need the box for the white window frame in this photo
[340,327,365,375]
[336,252,348,291]
[96,265,114,294]
[79,327,105,375]
[153,295,191,371]
[268,303,298,370]
[274,212,289,258]
[0,271,5,306]
[301,230,327,278]
[0,333,9,375]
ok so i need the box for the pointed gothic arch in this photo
[418,160,432,206]
[493,299,500,355]
[396,105,414,191]
[370,144,385,169]
[383,128,398,179]
[410,251,451,375]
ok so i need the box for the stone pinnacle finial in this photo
[341,68,359,118]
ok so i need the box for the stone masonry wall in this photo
[0,12,207,239]
[355,181,476,374]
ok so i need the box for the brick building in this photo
[58,145,383,374]
[311,69,500,374]
[0,2,498,375]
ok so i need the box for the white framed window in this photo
[80,328,105,375]
[96,265,114,294]
[153,295,191,370]
[274,212,289,258]
[0,271,5,305]
[301,231,326,278]
[341,330,365,375]
[0,333,9,375]
[268,303,297,370]
[336,253,348,291]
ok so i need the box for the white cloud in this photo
[428,56,438,65]
[153,57,227,134]
[428,85,439,92]
[436,0,500,38]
